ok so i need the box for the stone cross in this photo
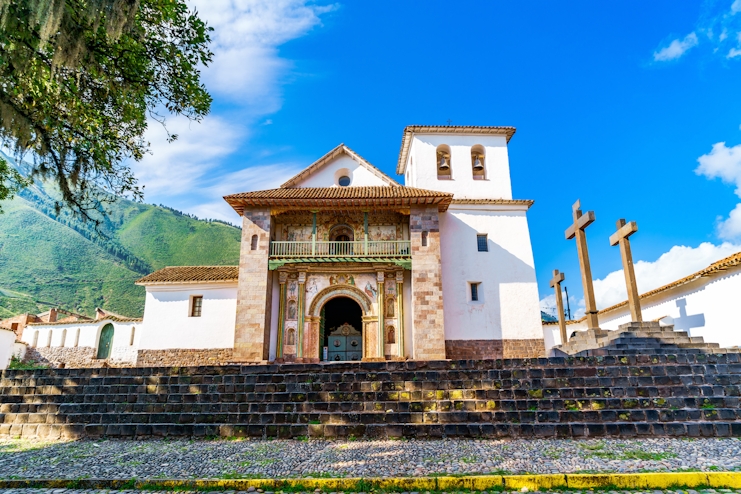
[609,219,642,322]
[565,200,599,329]
[549,269,568,344]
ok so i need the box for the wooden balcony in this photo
[268,240,411,269]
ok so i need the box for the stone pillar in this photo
[305,315,320,363]
[362,315,380,361]
[296,271,306,360]
[376,271,386,360]
[234,208,273,362]
[276,271,288,361]
[410,206,446,360]
[396,271,405,359]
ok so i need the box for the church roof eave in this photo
[224,186,453,215]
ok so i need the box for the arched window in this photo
[436,144,452,180]
[130,326,136,346]
[471,144,486,180]
[61,329,67,347]
[32,331,39,348]
[386,297,395,317]
[250,234,258,250]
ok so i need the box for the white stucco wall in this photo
[404,134,512,199]
[295,155,390,188]
[20,319,142,362]
[542,268,741,353]
[138,283,237,350]
[0,329,17,369]
[439,205,542,341]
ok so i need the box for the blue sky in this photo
[133,0,741,316]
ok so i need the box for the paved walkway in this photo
[0,438,740,479]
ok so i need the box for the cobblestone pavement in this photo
[0,438,740,479]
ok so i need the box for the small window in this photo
[436,144,452,180]
[421,231,428,247]
[470,282,480,302]
[191,296,203,317]
[338,175,351,186]
[471,144,486,180]
[477,234,488,252]
[250,234,258,250]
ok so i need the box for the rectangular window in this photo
[477,234,488,252]
[470,283,480,302]
[190,296,203,317]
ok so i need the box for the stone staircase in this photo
[554,322,741,357]
[1,355,740,439]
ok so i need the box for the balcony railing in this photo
[270,240,411,258]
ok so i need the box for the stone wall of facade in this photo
[445,339,503,359]
[234,209,273,362]
[136,349,234,367]
[409,207,446,360]
[503,338,546,358]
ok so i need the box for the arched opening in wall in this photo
[471,144,486,180]
[386,325,396,344]
[96,323,114,359]
[46,331,52,347]
[436,144,452,180]
[250,234,258,250]
[328,224,355,255]
[74,328,80,347]
[321,296,363,362]
[130,327,136,346]
[32,331,39,348]
[61,329,67,347]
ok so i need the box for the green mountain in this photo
[0,155,241,319]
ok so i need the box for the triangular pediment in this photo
[281,144,399,188]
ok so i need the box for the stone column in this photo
[376,271,386,360]
[305,315,320,363]
[276,271,288,362]
[296,271,306,361]
[396,271,405,359]
[234,208,273,362]
[410,206,446,360]
[362,314,380,361]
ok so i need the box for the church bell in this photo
[473,155,484,171]
[438,155,450,170]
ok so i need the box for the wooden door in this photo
[96,324,114,359]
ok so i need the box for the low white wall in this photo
[542,268,741,353]
[440,205,542,341]
[138,283,237,350]
[20,320,142,363]
[0,329,17,369]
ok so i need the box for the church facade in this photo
[19,125,545,367]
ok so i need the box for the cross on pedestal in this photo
[565,200,600,329]
[549,269,568,344]
[609,219,642,322]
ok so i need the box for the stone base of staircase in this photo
[554,321,740,357]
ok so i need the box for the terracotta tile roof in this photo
[27,316,142,326]
[224,186,453,215]
[543,250,741,326]
[280,144,400,188]
[136,266,240,285]
[397,125,517,174]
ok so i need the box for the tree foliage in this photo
[0,0,213,221]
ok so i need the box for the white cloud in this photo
[590,242,741,309]
[133,116,243,197]
[539,291,582,320]
[732,0,741,14]
[696,141,741,197]
[190,0,336,105]
[653,32,699,61]
[718,203,741,239]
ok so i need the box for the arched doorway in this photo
[96,323,114,359]
[322,297,363,361]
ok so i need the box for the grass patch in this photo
[7,356,48,370]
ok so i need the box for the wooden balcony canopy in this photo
[224,186,453,215]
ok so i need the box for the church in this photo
[17,125,546,367]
